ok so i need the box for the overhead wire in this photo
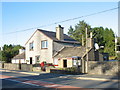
[4,6,119,35]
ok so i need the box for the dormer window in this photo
[41,40,48,49]
[29,42,34,51]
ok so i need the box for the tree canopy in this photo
[0,44,24,63]
[68,20,91,46]
[68,20,115,56]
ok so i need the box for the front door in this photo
[63,60,67,67]
[30,57,32,64]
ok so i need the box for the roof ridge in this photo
[37,29,55,33]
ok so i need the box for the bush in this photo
[116,53,120,60]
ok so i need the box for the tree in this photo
[68,20,91,45]
[1,44,24,63]
[68,21,115,56]
[117,37,120,45]
[103,28,115,56]
[68,26,74,38]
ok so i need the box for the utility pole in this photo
[82,35,84,46]
[85,27,88,73]
[115,36,117,57]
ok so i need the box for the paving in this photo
[1,69,119,89]
[0,68,119,82]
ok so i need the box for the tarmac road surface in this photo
[0,69,119,89]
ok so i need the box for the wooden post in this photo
[81,57,85,73]
[85,27,88,73]
[82,35,84,46]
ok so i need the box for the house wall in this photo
[25,30,53,64]
[88,48,95,61]
[58,58,73,68]
[53,41,80,65]
[12,59,26,64]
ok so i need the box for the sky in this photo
[1,1,119,47]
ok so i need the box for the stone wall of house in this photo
[88,48,95,61]
[88,61,119,75]
[4,63,20,70]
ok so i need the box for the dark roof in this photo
[54,46,86,58]
[12,52,25,59]
[38,29,79,43]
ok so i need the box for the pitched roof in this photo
[54,46,86,58]
[12,52,25,59]
[38,29,80,44]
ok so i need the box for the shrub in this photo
[116,53,120,60]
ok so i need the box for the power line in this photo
[5,7,119,34]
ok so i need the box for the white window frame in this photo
[29,42,34,51]
[41,40,48,49]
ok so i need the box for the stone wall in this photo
[2,63,33,71]
[50,67,82,75]
[50,69,80,75]
[88,61,119,75]
[21,64,33,71]
[32,67,41,72]
[4,63,20,70]
[0,63,4,68]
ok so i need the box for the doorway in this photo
[63,60,67,67]
[30,57,32,64]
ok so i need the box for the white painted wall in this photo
[19,49,25,54]
[25,30,53,64]
[12,59,26,64]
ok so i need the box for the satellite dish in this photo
[94,43,99,50]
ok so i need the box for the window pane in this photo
[41,40,48,48]
[45,41,48,48]
[29,42,34,50]
[41,41,45,48]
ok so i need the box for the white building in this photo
[25,25,80,64]
[12,49,26,64]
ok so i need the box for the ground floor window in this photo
[72,57,81,66]
[54,59,58,65]
[35,55,40,63]
[73,60,77,65]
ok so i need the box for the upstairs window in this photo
[29,42,34,51]
[41,40,48,49]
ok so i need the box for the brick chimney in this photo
[56,25,64,40]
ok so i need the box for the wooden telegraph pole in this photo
[85,27,88,73]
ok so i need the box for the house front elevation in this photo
[25,25,80,64]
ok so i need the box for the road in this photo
[0,70,119,89]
